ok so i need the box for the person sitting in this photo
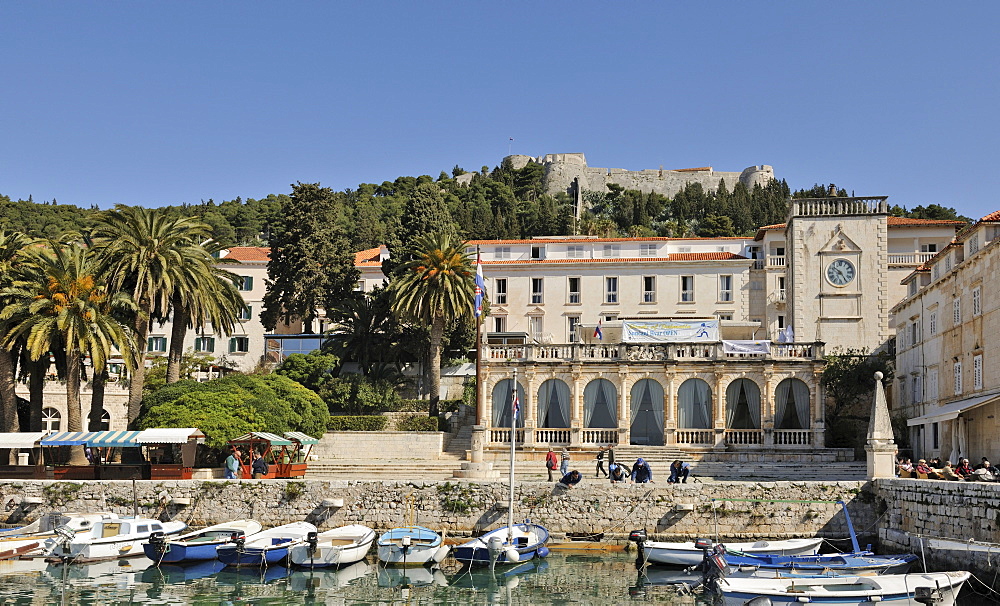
[558,470,582,488]
[939,461,962,481]
[608,463,628,484]
[914,459,938,479]
[977,457,999,476]
[631,458,653,484]
[896,458,913,478]
[668,460,690,484]
[954,458,974,480]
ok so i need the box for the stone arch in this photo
[537,379,571,428]
[629,378,664,446]
[583,378,617,428]
[677,378,712,429]
[491,379,525,428]
[774,378,810,429]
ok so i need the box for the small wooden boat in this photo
[453,522,550,567]
[719,571,970,606]
[216,521,316,567]
[724,549,918,575]
[376,526,449,567]
[643,537,823,566]
[142,519,263,563]
[49,517,187,563]
[288,524,375,568]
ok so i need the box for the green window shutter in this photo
[246,305,252,319]
[246,276,253,290]
[207,337,215,353]
[229,337,237,353]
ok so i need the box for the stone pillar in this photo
[455,425,500,480]
[763,368,774,447]
[713,370,727,451]
[524,368,537,448]
[480,368,492,428]
[617,366,630,447]
[866,372,896,479]
[571,368,583,446]
[665,370,677,445]
[812,368,826,448]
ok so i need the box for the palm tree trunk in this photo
[166,294,188,384]
[0,349,19,433]
[127,314,150,426]
[89,369,107,431]
[65,354,88,465]
[28,358,44,432]
[428,316,444,418]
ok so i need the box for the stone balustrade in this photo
[485,341,824,363]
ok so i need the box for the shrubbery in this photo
[327,416,389,431]
[395,415,442,432]
[138,373,329,449]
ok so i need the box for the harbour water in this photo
[0,550,994,604]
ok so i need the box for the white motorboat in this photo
[377,526,449,567]
[289,524,375,568]
[0,512,121,558]
[48,517,186,563]
[216,521,316,567]
[643,537,823,566]
[719,571,970,606]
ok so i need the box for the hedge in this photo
[327,416,389,431]
[395,415,442,432]
[394,399,463,413]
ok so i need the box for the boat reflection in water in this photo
[140,559,226,585]
[287,560,372,591]
[377,564,448,588]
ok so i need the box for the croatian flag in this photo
[594,320,603,341]
[511,383,520,419]
[474,252,486,317]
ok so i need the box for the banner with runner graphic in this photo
[622,320,719,343]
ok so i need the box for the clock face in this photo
[826,258,856,286]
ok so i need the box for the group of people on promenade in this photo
[897,455,998,481]
[547,446,692,488]
[224,447,270,479]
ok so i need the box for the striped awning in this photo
[0,432,46,449]
[41,432,97,446]
[230,432,292,446]
[283,431,319,445]
[86,430,143,448]
[135,428,206,444]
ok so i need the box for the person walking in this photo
[251,450,269,479]
[545,449,558,482]
[595,446,608,478]
[560,448,570,476]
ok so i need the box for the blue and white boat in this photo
[142,519,262,563]
[216,521,315,567]
[454,368,550,568]
[719,572,970,606]
[723,549,918,575]
[453,522,550,567]
[376,526,449,567]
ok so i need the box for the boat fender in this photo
[432,544,450,563]
[503,546,520,563]
[536,546,549,558]
[505,575,520,589]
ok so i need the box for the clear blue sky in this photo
[3,2,998,220]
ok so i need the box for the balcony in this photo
[888,252,937,266]
[484,341,824,363]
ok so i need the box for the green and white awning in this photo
[230,432,293,446]
[283,431,319,445]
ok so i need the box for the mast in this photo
[508,366,517,542]
[475,246,482,426]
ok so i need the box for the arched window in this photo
[87,409,111,432]
[775,378,810,429]
[492,379,525,428]
[630,379,664,446]
[42,407,61,432]
[584,379,617,428]
[537,379,571,428]
[725,379,762,429]
[677,379,712,429]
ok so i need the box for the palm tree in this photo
[164,241,246,384]
[0,242,136,464]
[324,287,396,375]
[389,233,475,417]
[0,230,31,433]
[91,206,213,424]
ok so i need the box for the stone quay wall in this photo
[0,479,874,544]
[874,478,1000,584]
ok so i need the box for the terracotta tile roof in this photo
[980,210,1000,222]
[354,247,383,266]
[221,247,270,262]
[481,252,748,265]
[758,223,786,231]
[466,236,750,245]
[886,216,966,227]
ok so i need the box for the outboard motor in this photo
[699,542,729,591]
[306,531,318,556]
[914,585,944,605]
[628,529,647,570]
[234,535,246,553]
[148,531,167,556]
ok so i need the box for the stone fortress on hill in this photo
[457,152,775,198]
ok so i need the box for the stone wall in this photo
[0,479,874,543]
[310,432,445,460]
[875,478,1000,583]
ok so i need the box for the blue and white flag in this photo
[511,383,519,419]
[474,252,486,317]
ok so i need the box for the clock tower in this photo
[786,196,890,352]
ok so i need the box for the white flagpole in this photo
[508,366,516,543]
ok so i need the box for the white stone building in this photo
[893,211,1000,463]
